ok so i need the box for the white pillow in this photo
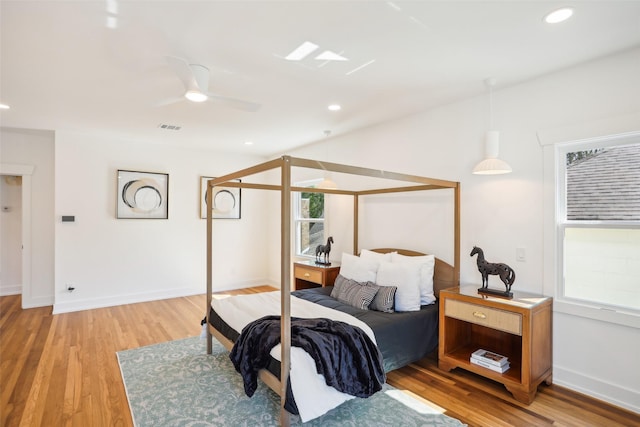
[391,253,436,305]
[359,249,394,263]
[376,261,421,311]
[339,253,378,283]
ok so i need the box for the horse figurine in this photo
[315,236,334,265]
[470,246,515,294]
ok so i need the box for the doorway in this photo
[0,163,34,307]
[1,175,22,295]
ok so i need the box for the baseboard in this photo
[211,279,270,293]
[554,365,640,414]
[52,287,204,314]
[22,294,54,309]
[51,279,269,314]
[0,284,22,296]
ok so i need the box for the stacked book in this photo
[470,349,510,373]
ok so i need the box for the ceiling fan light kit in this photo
[184,90,208,103]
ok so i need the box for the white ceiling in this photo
[2,1,640,156]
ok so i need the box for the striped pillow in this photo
[367,283,397,313]
[331,275,378,310]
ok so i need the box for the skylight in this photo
[285,41,319,61]
[285,41,348,62]
[315,51,348,61]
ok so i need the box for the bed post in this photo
[454,183,461,284]
[280,156,292,427]
[353,194,359,255]
[206,180,213,355]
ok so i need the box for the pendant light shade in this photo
[473,130,512,175]
[318,174,338,189]
[473,79,512,175]
[317,130,338,189]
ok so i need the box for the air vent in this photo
[157,123,182,131]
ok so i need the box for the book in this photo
[471,349,509,367]
[470,357,510,373]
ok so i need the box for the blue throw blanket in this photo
[229,315,385,399]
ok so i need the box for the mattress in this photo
[209,286,438,372]
[207,286,439,419]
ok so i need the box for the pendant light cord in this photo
[485,77,496,131]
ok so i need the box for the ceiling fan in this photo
[157,56,261,112]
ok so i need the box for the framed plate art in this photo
[200,176,241,219]
[117,170,169,219]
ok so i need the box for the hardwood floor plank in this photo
[1,290,638,427]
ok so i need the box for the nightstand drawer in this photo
[294,266,322,284]
[445,299,522,335]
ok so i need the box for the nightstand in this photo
[438,286,552,404]
[293,260,341,290]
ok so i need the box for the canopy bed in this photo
[205,156,460,426]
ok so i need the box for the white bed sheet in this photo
[210,291,378,422]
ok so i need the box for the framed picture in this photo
[200,176,241,219]
[117,170,169,219]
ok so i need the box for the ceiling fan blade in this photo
[206,93,262,112]
[154,96,184,107]
[165,55,198,90]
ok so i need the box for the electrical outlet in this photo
[516,248,526,262]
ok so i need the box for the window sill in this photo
[554,299,640,329]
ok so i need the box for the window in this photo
[557,136,640,315]
[294,186,325,258]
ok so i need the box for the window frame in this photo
[293,179,327,259]
[555,133,640,327]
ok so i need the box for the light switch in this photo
[516,247,526,262]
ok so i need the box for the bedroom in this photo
[1,1,640,425]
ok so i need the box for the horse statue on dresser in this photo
[470,246,516,294]
[315,236,334,265]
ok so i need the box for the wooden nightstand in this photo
[293,260,341,290]
[438,286,552,404]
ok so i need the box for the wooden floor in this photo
[1,288,638,427]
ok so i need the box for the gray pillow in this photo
[331,275,378,310]
[367,282,397,313]
[330,274,348,299]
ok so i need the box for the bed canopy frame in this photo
[206,155,460,426]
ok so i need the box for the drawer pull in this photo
[304,273,310,277]
[473,311,487,319]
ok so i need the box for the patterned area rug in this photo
[117,336,466,427]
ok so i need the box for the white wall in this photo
[0,128,55,307]
[0,176,22,295]
[282,48,640,412]
[53,131,270,313]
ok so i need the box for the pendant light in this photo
[473,78,512,175]
[318,130,337,189]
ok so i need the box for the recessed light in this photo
[328,104,341,111]
[544,7,574,24]
[244,141,254,146]
[0,104,10,110]
[285,41,319,61]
